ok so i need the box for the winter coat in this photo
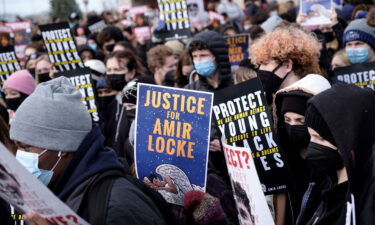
[52,125,167,225]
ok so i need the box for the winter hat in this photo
[122,76,155,104]
[3,70,36,96]
[343,18,375,50]
[10,77,92,152]
[85,59,106,81]
[281,94,309,116]
[184,190,227,225]
[305,104,336,146]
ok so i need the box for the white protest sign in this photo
[0,143,89,225]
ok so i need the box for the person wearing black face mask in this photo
[3,70,36,120]
[297,83,375,225]
[111,76,155,166]
[249,26,323,107]
[273,74,331,223]
[103,50,147,151]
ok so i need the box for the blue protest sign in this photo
[135,84,213,205]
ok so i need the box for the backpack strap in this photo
[77,169,124,225]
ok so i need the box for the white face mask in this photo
[16,149,62,185]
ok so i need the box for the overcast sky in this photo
[1,0,122,16]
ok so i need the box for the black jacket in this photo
[52,125,167,225]
[298,83,375,224]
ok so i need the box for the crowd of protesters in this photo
[1,0,375,224]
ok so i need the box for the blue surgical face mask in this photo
[346,47,369,64]
[16,149,62,185]
[194,58,217,77]
[88,43,97,51]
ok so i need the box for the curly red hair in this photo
[250,25,322,77]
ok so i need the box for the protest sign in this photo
[208,11,225,24]
[224,34,250,68]
[213,78,288,195]
[129,5,150,19]
[0,46,21,90]
[88,20,106,34]
[222,141,275,225]
[332,62,375,90]
[300,0,332,26]
[55,67,99,123]
[0,143,89,225]
[157,0,191,41]
[133,26,152,41]
[39,22,84,71]
[187,0,209,28]
[135,84,213,205]
[0,24,13,47]
[5,21,32,60]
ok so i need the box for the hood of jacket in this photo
[306,83,375,219]
[189,31,232,89]
[273,74,331,130]
[52,125,124,200]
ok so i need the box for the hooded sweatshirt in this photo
[185,31,233,92]
[52,125,166,225]
[298,83,375,225]
[273,74,331,222]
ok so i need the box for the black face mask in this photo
[323,31,335,43]
[106,44,115,53]
[97,95,116,112]
[38,72,51,83]
[6,97,25,111]
[305,142,344,176]
[125,108,136,120]
[107,74,127,91]
[285,123,310,151]
[258,63,288,103]
[28,68,36,78]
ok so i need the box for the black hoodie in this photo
[299,83,375,225]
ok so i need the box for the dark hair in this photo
[148,174,158,181]
[106,50,146,76]
[0,116,16,155]
[245,25,265,40]
[175,49,192,88]
[114,41,137,54]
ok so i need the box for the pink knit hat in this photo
[3,70,36,96]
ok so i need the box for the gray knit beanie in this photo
[10,76,92,152]
[343,18,375,50]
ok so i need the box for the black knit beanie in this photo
[305,104,336,146]
[281,95,309,116]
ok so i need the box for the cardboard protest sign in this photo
[133,26,152,41]
[222,142,275,225]
[213,78,288,195]
[39,22,84,71]
[224,34,250,68]
[88,20,106,34]
[0,143,89,224]
[300,0,332,26]
[0,46,21,90]
[157,0,191,41]
[55,67,99,123]
[332,62,375,90]
[5,21,32,61]
[135,84,213,205]
[0,24,13,48]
